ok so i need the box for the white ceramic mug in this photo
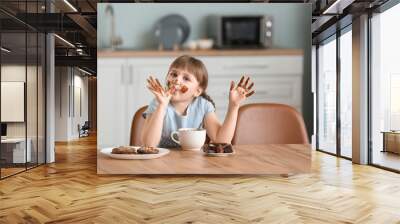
[170,128,206,150]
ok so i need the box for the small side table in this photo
[381,131,400,154]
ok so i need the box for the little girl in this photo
[141,55,255,148]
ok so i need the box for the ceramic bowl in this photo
[197,39,214,50]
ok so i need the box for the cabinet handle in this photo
[128,65,133,84]
[221,91,264,96]
[256,90,268,95]
[121,65,125,84]
[223,64,269,70]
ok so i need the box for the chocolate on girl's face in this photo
[167,68,201,101]
[166,80,188,94]
[180,85,188,93]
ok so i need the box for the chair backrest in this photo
[130,105,148,146]
[232,103,309,145]
[82,121,90,129]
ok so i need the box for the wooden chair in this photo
[130,106,148,146]
[232,103,309,145]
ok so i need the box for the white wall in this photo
[72,73,89,138]
[46,33,55,163]
[311,45,316,150]
[1,82,25,122]
[55,67,69,141]
[1,65,37,138]
[1,66,26,135]
[54,67,89,141]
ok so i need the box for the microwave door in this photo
[222,17,261,48]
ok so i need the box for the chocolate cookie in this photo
[111,146,137,154]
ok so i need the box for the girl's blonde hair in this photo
[167,55,216,108]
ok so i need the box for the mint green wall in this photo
[97,3,314,138]
[98,3,310,50]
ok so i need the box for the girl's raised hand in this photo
[146,75,174,107]
[229,75,255,107]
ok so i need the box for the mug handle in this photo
[170,131,180,145]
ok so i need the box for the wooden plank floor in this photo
[1,167,26,177]
[1,134,400,223]
[373,151,400,171]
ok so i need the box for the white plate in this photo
[100,147,170,160]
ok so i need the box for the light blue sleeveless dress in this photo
[142,96,215,148]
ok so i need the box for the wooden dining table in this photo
[97,144,311,175]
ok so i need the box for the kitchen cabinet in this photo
[199,56,303,119]
[97,58,130,148]
[98,50,303,148]
[127,57,175,115]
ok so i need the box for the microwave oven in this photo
[207,15,273,49]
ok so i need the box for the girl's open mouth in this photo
[167,81,188,94]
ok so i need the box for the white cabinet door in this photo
[200,56,303,75]
[97,58,128,148]
[121,63,136,146]
[127,58,174,118]
[200,55,303,120]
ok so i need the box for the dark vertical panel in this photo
[37,0,39,167]
[367,12,373,165]
[316,44,319,151]
[88,77,97,132]
[24,0,28,171]
[336,29,341,157]
[72,68,75,118]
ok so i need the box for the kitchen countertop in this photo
[97,49,303,58]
